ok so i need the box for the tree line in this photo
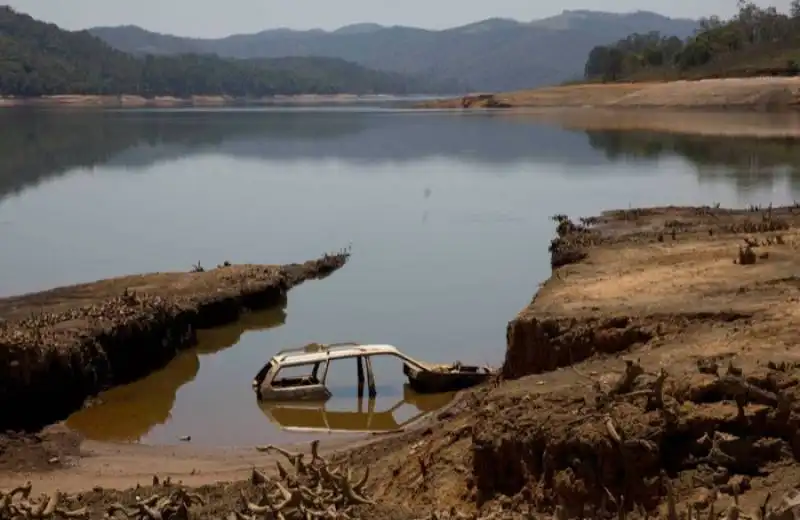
[584,0,800,81]
[0,7,458,97]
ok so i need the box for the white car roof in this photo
[270,343,425,369]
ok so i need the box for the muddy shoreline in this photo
[0,252,349,433]
[5,206,800,519]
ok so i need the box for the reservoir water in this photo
[1,105,797,445]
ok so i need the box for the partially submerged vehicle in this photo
[252,342,494,402]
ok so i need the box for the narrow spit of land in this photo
[416,77,800,111]
[0,252,350,433]
[6,207,800,520]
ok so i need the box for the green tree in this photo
[584,0,800,81]
[792,0,800,18]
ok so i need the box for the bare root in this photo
[238,439,374,520]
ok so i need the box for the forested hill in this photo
[0,7,462,97]
[89,11,699,91]
[583,1,800,82]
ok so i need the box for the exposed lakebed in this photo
[1,104,799,446]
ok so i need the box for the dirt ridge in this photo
[477,205,800,516]
[0,252,350,432]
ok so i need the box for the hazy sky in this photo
[8,0,794,38]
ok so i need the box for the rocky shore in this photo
[0,252,349,432]
[6,206,800,519]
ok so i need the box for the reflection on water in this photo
[259,385,455,434]
[3,108,800,206]
[65,303,288,442]
[526,108,800,139]
[585,129,800,194]
[9,106,800,446]
[193,304,288,354]
[0,107,613,203]
[65,300,452,443]
[65,350,200,442]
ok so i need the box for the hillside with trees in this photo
[0,6,459,97]
[89,11,699,92]
[584,0,800,82]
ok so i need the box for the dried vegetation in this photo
[1,440,389,520]
[338,356,800,520]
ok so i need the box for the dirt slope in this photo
[342,204,800,519]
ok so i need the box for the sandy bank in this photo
[0,252,349,432]
[417,77,800,111]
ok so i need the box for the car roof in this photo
[269,343,416,368]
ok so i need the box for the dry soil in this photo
[5,206,800,519]
[418,77,800,111]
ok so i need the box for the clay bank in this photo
[0,252,349,433]
[339,204,800,519]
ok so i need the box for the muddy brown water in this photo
[2,103,800,446]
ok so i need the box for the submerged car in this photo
[251,342,494,401]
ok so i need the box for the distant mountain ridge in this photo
[0,6,461,98]
[89,10,699,91]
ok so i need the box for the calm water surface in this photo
[1,105,798,446]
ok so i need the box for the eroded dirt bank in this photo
[340,204,800,519]
[416,77,800,111]
[7,207,800,519]
[0,252,349,432]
